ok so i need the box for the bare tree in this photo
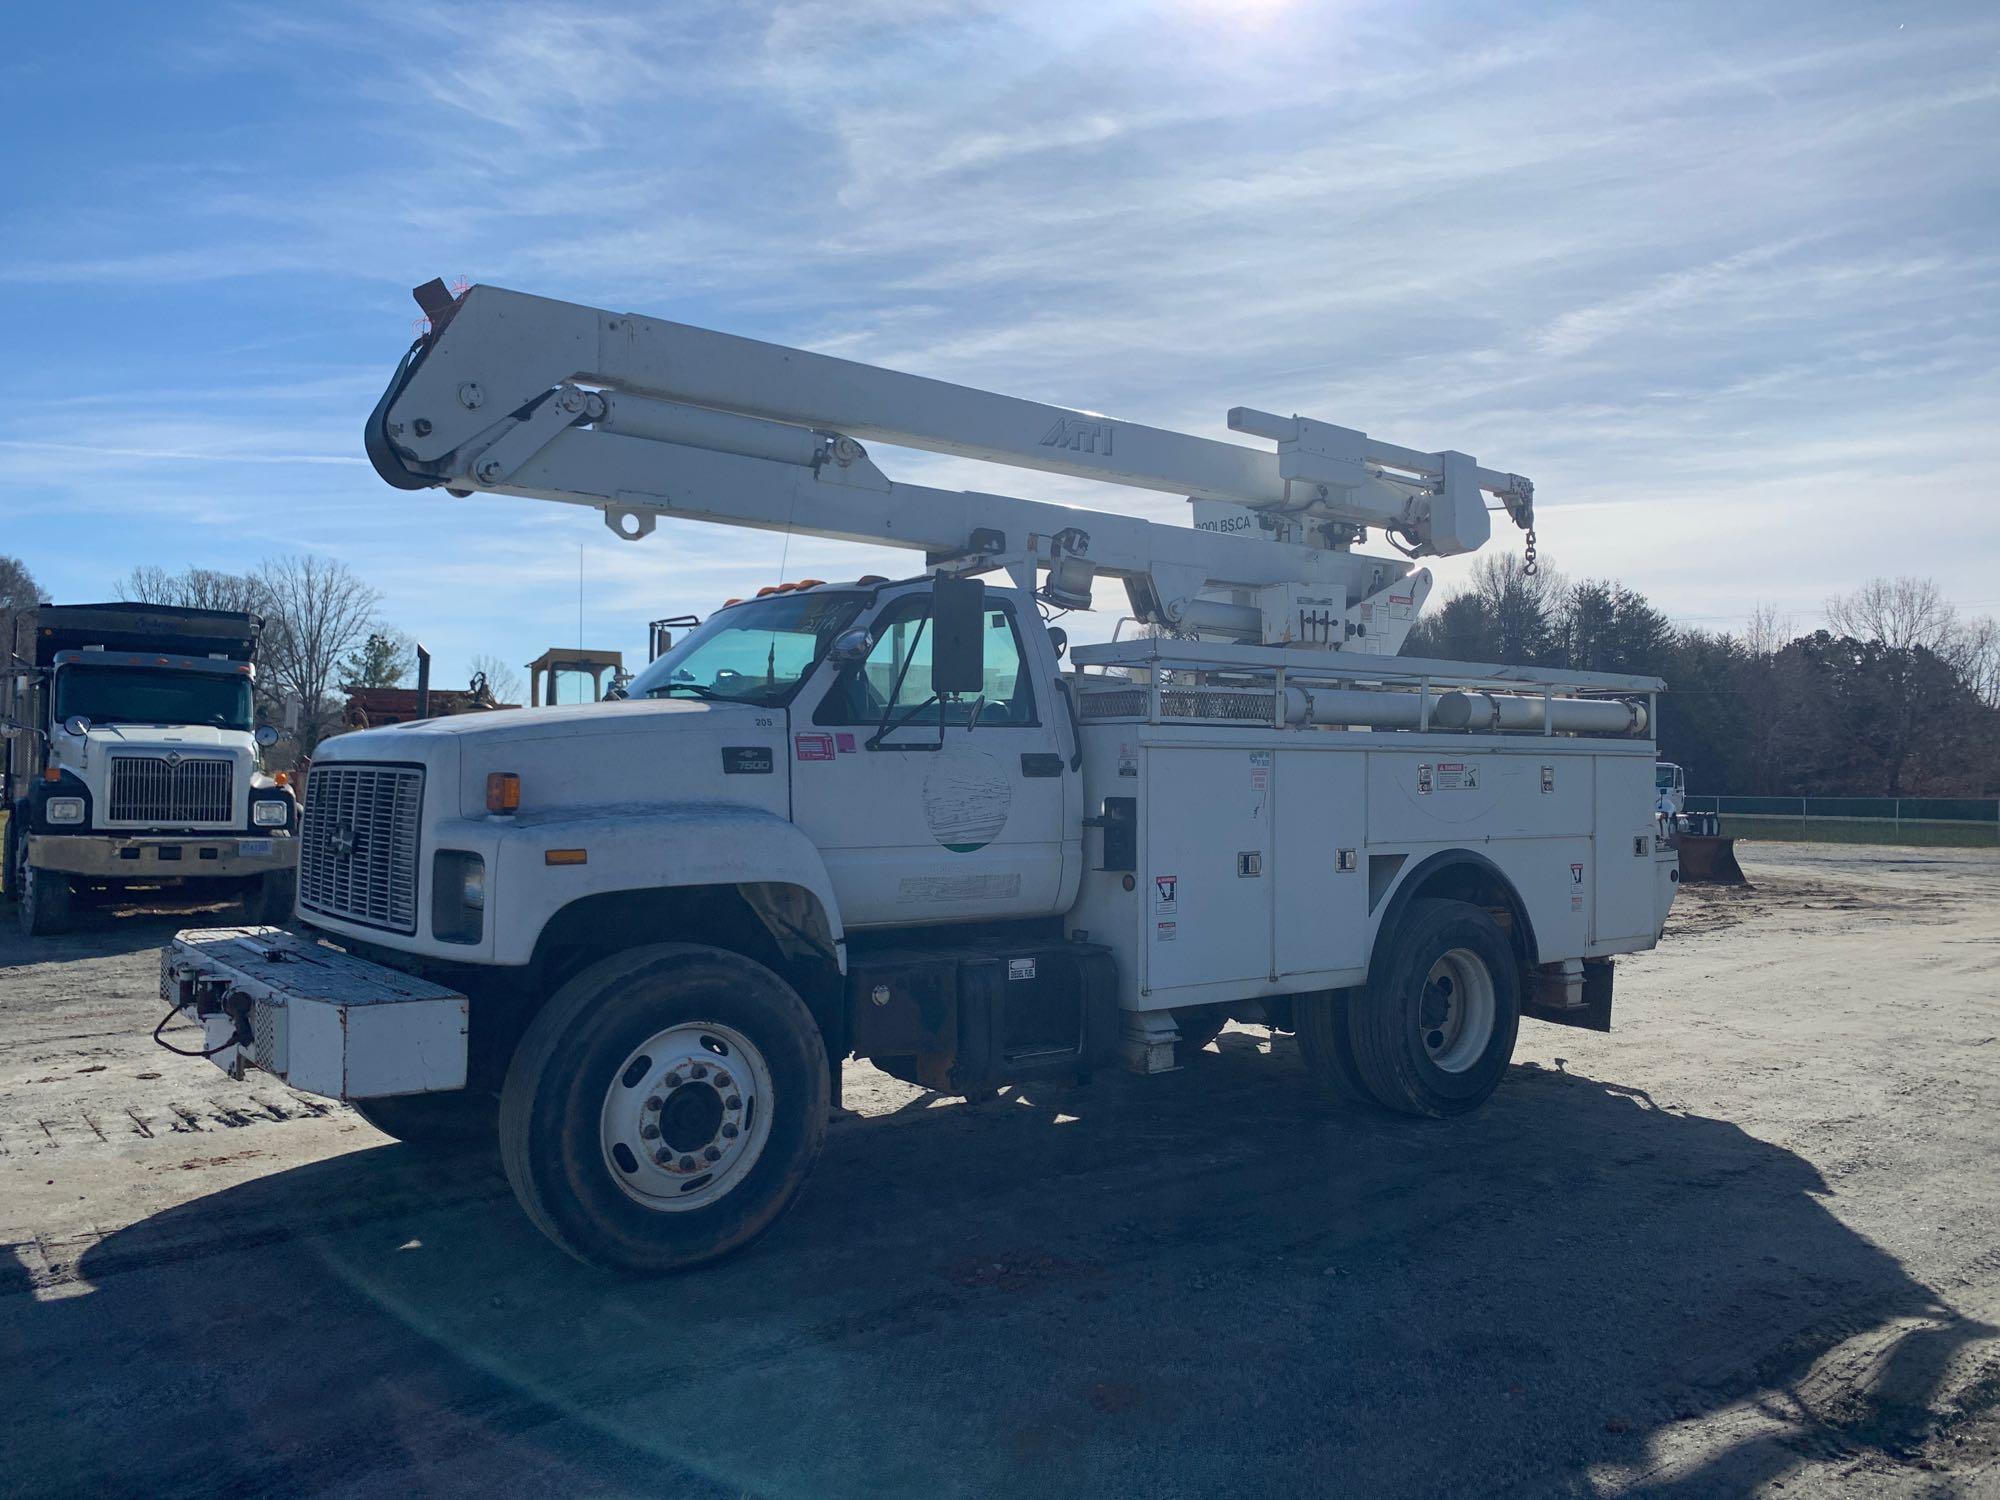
[1962,616,2000,710]
[1743,603,1794,659]
[0,554,40,668]
[469,652,524,705]
[258,556,384,755]
[118,565,269,616]
[1825,577,1959,655]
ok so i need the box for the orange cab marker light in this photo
[545,848,588,866]
[486,772,521,814]
[43,767,61,782]
[722,597,742,607]
[273,771,289,788]
[856,574,888,584]
[794,579,825,589]
[755,586,780,597]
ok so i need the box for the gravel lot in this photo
[3,844,1997,1499]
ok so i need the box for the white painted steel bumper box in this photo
[160,926,468,1099]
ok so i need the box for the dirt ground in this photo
[2,845,1997,1499]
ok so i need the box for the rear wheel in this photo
[499,943,829,1274]
[1295,989,1376,1106]
[1344,899,1520,1117]
[1,808,18,904]
[352,1091,498,1148]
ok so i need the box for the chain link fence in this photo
[1683,796,2000,846]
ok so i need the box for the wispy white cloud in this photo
[3,0,1996,683]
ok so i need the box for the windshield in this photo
[627,592,866,708]
[55,665,254,731]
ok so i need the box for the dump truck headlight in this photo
[251,798,290,828]
[46,797,84,825]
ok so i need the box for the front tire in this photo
[242,867,297,926]
[499,943,829,1274]
[15,827,72,937]
[1344,899,1521,1118]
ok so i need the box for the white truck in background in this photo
[4,603,297,937]
[161,281,1678,1274]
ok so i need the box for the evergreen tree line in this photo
[1406,559,2000,800]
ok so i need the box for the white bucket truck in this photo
[161,282,1677,1272]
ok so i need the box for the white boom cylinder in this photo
[1280,686,1647,736]
[596,392,825,469]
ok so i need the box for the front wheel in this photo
[15,828,72,937]
[1344,898,1521,1118]
[499,943,829,1274]
[242,867,297,926]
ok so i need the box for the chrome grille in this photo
[298,763,423,934]
[108,756,233,823]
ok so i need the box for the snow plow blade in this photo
[1678,835,1746,885]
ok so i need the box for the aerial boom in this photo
[369,282,1538,650]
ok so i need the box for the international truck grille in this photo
[108,755,233,824]
[298,763,423,934]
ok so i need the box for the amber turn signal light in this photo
[486,772,521,814]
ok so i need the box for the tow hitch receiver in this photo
[159,926,469,1099]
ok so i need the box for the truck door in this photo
[791,587,1071,928]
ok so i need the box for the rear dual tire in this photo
[1298,898,1521,1118]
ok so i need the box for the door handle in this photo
[1020,752,1064,778]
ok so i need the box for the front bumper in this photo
[159,925,468,1100]
[32,832,295,879]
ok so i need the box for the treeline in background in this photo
[1409,559,2000,799]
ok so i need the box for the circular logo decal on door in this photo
[922,747,1012,852]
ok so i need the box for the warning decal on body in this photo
[1436,761,1478,791]
[1417,763,1433,795]
[1155,920,1177,943]
[1153,875,1178,915]
[1570,861,1585,911]
[794,732,835,761]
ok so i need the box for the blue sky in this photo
[3,0,1996,687]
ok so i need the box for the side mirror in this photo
[827,627,874,664]
[929,576,986,695]
[255,725,280,748]
[63,714,91,738]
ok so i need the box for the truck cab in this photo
[3,603,297,936]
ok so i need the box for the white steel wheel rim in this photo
[599,1020,775,1213]
[1419,947,1496,1074]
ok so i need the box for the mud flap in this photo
[1522,958,1614,1033]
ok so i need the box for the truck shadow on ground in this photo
[0,890,244,967]
[17,1041,1999,1499]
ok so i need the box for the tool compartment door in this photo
[1592,752,1657,945]
[1143,747,1272,991]
[1274,749,1368,980]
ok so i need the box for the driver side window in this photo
[814,596,1035,727]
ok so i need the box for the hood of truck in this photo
[314,698,788,822]
[77,723,251,752]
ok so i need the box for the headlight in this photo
[252,799,290,828]
[431,850,485,944]
[46,797,85,825]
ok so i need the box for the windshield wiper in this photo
[652,683,722,700]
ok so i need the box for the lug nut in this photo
[713,1073,732,1089]
[721,1122,739,1139]
[678,1155,696,1172]
[643,1096,663,1112]
[653,1147,672,1166]
[689,1064,707,1080]
[640,1123,659,1140]
[703,1146,721,1163]
[664,1071,683,1088]
[724,1095,741,1110]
